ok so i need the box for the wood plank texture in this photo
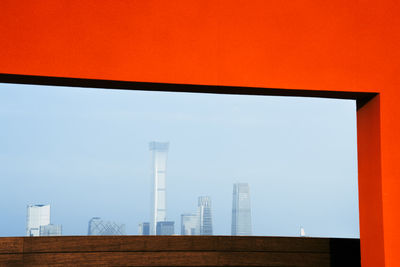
[0,254,23,266]
[23,236,334,253]
[22,251,330,267]
[0,236,360,266]
[0,237,23,254]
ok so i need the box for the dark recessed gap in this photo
[0,73,377,110]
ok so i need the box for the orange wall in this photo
[1,1,399,266]
[357,96,385,266]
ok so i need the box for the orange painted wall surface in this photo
[1,1,399,266]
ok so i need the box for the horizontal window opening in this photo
[0,83,359,238]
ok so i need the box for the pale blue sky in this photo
[0,83,359,237]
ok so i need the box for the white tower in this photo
[149,142,169,235]
[26,204,50,236]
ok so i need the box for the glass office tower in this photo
[149,141,169,235]
[231,183,252,236]
[39,224,62,236]
[138,222,150,235]
[26,204,50,236]
[181,213,200,235]
[198,196,213,235]
[156,221,175,235]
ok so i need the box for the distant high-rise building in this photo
[149,141,169,235]
[300,226,306,237]
[181,213,199,235]
[138,222,150,235]
[231,183,252,236]
[26,204,50,236]
[198,196,213,235]
[156,221,174,235]
[40,224,62,236]
[87,217,126,235]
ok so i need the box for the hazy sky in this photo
[0,83,359,238]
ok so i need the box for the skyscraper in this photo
[198,196,213,235]
[231,183,252,236]
[138,222,150,235]
[87,217,126,235]
[26,204,50,236]
[40,224,62,236]
[149,141,169,235]
[181,213,200,235]
[156,221,175,235]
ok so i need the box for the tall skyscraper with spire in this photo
[231,183,252,236]
[149,141,169,235]
[198,196,213,235]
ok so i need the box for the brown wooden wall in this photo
[0,236,359,266]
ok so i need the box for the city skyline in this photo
[1,83,359,238]
[25,155,251,238]
[25,181,247,237]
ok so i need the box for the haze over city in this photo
[0,83,359,238]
